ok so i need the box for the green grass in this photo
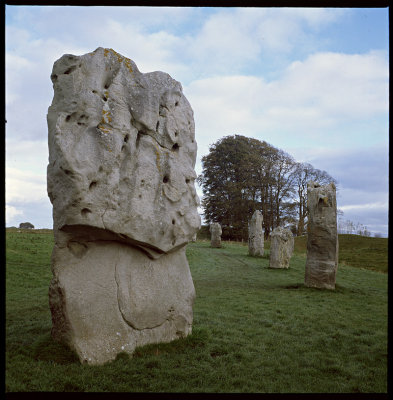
[6,229,388,392]
[293,234,388,273]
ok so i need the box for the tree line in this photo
[338,219,371,237]
[197,134,336,241]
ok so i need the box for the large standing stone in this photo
[269,226,294,269]
[248,210,264,256]
[210,223,222,248]
[304,181,338,290]
[47,48,201,364]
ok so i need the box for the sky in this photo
[5,6,389,236]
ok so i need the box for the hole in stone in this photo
[185,178,190,184]
[124,134,129,143]
[139,194,142,198]
[77,122,83,126]
[172,143,179,152]
[163,175,169,184]
[121,145,125,151]
[51,74,57,82]
[175,101,179,106]
[92,90,98,94]
[141,179,145,184]
[65,115,71,122]
[136,131,145,148]
[102,95,107,102]
[174,131,178,137]
[81,208,91,217]
[64,169,72,175]
[172,219,176,225]
[64,66,76,75]
[156,120,159,131]
[98,166,103,173]
[89,181,97,190]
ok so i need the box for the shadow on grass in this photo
[31,327,210,367]
[31,333,80,365]
[132,326,210,358]
[275,282,362,295]
[246,251,270,260]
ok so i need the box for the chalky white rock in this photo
[47,48,200,364]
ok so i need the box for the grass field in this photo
[5,229,388,392]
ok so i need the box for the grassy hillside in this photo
[5,229,387,392]
[293,234,388,273]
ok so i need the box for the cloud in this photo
[6,167,47,204]
[340,202,388,212]
[337,200,388,237]
[5,6,388,235]
[293,145,389,193]
[6,205,23,225]
[186,49,388,161]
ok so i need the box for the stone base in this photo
[304,259,337,290]
[49,242,195,365]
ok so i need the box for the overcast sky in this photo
[5,6,389,236]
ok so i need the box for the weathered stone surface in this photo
[269,226,294,269]
[304,181,338,290]
[50,243,194,365]
[47,47,200,258]
[210,222,222,248]
[248,210,264,256]
[47,48,200,364]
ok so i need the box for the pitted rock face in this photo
[248,210,264,256]
[304,181,338,289]
[269,226,294,269]
[47,47,200,258]
[47,48,199,365]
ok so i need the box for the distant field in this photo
[293,234,388,273]
[5,229,387,392]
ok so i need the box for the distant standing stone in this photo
[305,181,338,290]
[248,210,264,256]
[210,223,222,248]
[269,226,294,269]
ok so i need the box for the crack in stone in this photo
[129,115,175,152]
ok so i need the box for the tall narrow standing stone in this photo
[269,226,294,269]
[210,223,222,248]
[248,210,264,256]
[47,48,201,364]
[305,181,338,289]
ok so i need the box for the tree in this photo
[198,135,264,240]
[198,135,300,240]
[19,222,34,229]
[198,134,337,241]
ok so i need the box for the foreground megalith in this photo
[210,223,222,248]
[47,48,201,364]
[248,210,264,256]
[269,226,294,269]
[304,181,338,290]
